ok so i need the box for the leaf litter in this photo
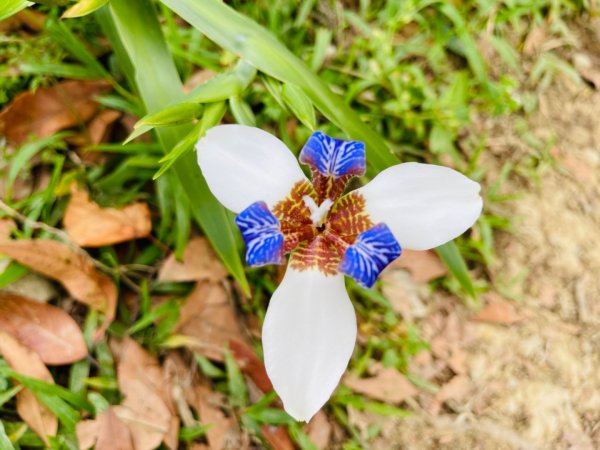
[0,331,58,445]
[63,185,152,247]
[0,239,117,339]
[0,79,111,146]
[0,292,87,364]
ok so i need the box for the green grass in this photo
[0,0,595,448]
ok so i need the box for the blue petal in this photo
[299,131,366,178]
[339,223,402,288]
[235,201,285,266]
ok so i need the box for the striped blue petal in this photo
[235,201,285,267]
[339,223,402,288]
[299,131,366,178]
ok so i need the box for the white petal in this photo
[357,162,482,250]
[262,268,356,421]
[196,125,308,213]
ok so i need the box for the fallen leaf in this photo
[229,340,272,393]
[523,25,547,56]
[0,331,57,445]
[158,237,227,283]
[261,425,294,450]
[76,419,100,450]
[176,282,247,361]
[573,52,600,90]
[471,293,524,325]
[380,269,428,320]
[0,219,16,240]
[447,347,467,375]
[163,352,196,431]
[67,109,122,148]
[0,239,117,338]
[0,271,58,304]
[183,69,216,93]
[111,338,175,450]
[188,381,243,450]
[0,80,111,146]
[305,411,332,450]
[96,408,134,450]
[75,407,135,450]
[436,375,471,404]
[0,293,87,364]
[17,9,46,31]
[561,155,596,183]
[388,250,447,283]
[64,187,152,247]
[344,365,418,404]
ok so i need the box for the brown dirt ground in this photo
[346,43,600,450]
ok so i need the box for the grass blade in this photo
[0,420,16,450]
[435,241,476,300]
[0,1,32,22]
[158,0,398,173]
[99,0,249,295]
[62,0,109,18]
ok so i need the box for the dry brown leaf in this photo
[0,293,87,364]
[573,52,600,90]
[189,382,243,450]
[183,69,216,93]
[380,270,427,320]
[163,352,196,435]
[261,425,295,450]
[0,80,111,146]
[176,282,246,361]
[111,338,175,450]
[344,365,418,404]
[305,411,332,450]
[471,293,524,325]
[0,219,16,240]
[158,237,227,283]
[436,374,471,404]
[67,109,122,148]
[561,155,597,183]
[76,419,100,450]
[75,407,135,450]
[64,187,152,247]
[16,9,46,31]
[0,271,58,304]
[389,249,447,283]
[229,339,272,393]
[96,408,135,450]
[0,239,117,338]
[523,25,547,56]
[0,331,57,445]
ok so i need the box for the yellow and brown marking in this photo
[268,179,374,275]
[289,235,342,275]
[327,191,373,239]
[272,180,316,226]
[312,170,351,204]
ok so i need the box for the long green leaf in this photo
[158,0,398,173]
[0,420,16,450]
[435,241,476,300]
[0,0,32,22]
[63,0,109,18]
[99,0,249,295]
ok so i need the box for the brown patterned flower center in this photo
[272,181,373,275]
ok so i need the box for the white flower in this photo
[196,125,482,421]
